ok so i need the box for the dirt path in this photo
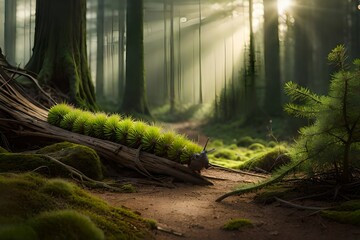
[94,168,360,240]
[94,121,360,239]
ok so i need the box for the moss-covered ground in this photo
[0,173,155,240]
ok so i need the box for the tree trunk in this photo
[263,0,282,116]
[118,0,126,102]
[4,0,17,65]
[25,0,97,111]
[169,1,175,113]
[96,0,105,99]
[198,0,203,104]
[121,0,150,115]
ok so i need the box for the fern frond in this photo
[216,158,305,202]
[284,82,322,104]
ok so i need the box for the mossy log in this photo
[0,62,212,186]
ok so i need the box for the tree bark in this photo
[263,0,282,116]
[25,0,97,111]
[121,0,150,115]
[96,0,105,99]
[4,0,16,65]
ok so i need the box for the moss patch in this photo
[239,146,290,172]
[0,173,154,239]
[222,218,253,230]
[0,146,9,153]
[36,142,103,180]
[321,200,360,226]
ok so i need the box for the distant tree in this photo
[4,0,16,65]
[26,0,97,110]
[121,0,150,115]
[263,0,282,116]
[96,0,105,99]
[169,0,175,113]
[118,0,126,100]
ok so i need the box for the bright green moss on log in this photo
[0,173,154,239]
[0,142,103,180]
[48,104,203,164]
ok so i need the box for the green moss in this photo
[29,210,104,240]
[40,179,75,198]
[0,173,154,239]
[212,149,240,160]
[0,224,38,240]
[0,146,9,153]
[248,143,266,151]
[222,218,253,230]
[333,200,360,211]
[321,210,360,225]
[239,146,290,172]
[254,185,294,204]
[0,153,70,177]
[37,142,103,180]
[120,183,137,193]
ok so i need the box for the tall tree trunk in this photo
[293,0,310,87]
[118,0,126,101]
[163,1,169,103]
[263,0,282,116]
[25,0,97,111]
[198,0,203,104]
[121,0,150,115]
[4,0,17,65]
[96,0,105,99]
[169,0,175,113]
[244,0,258,120]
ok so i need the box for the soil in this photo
[94,168,360,240]
[93,121,360,240]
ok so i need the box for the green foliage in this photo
[47,103,74,127]
[217,46,360,202]
[285,45,360,182]
[0,173,154,239]
[47,104,205,165]
[103,114,122,142]
[221,218,253,230]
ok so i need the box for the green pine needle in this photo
[154,131,176,157]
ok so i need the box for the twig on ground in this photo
[210,163,267,179]
[274,197,333,211]
[156,225,184,237]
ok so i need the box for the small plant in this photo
[285,45,360,183]
[222,218,253,230]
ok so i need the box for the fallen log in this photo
[0,53,212,186]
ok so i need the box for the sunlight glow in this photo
[278,0,292,14]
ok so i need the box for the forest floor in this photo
[93,121,360,240]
